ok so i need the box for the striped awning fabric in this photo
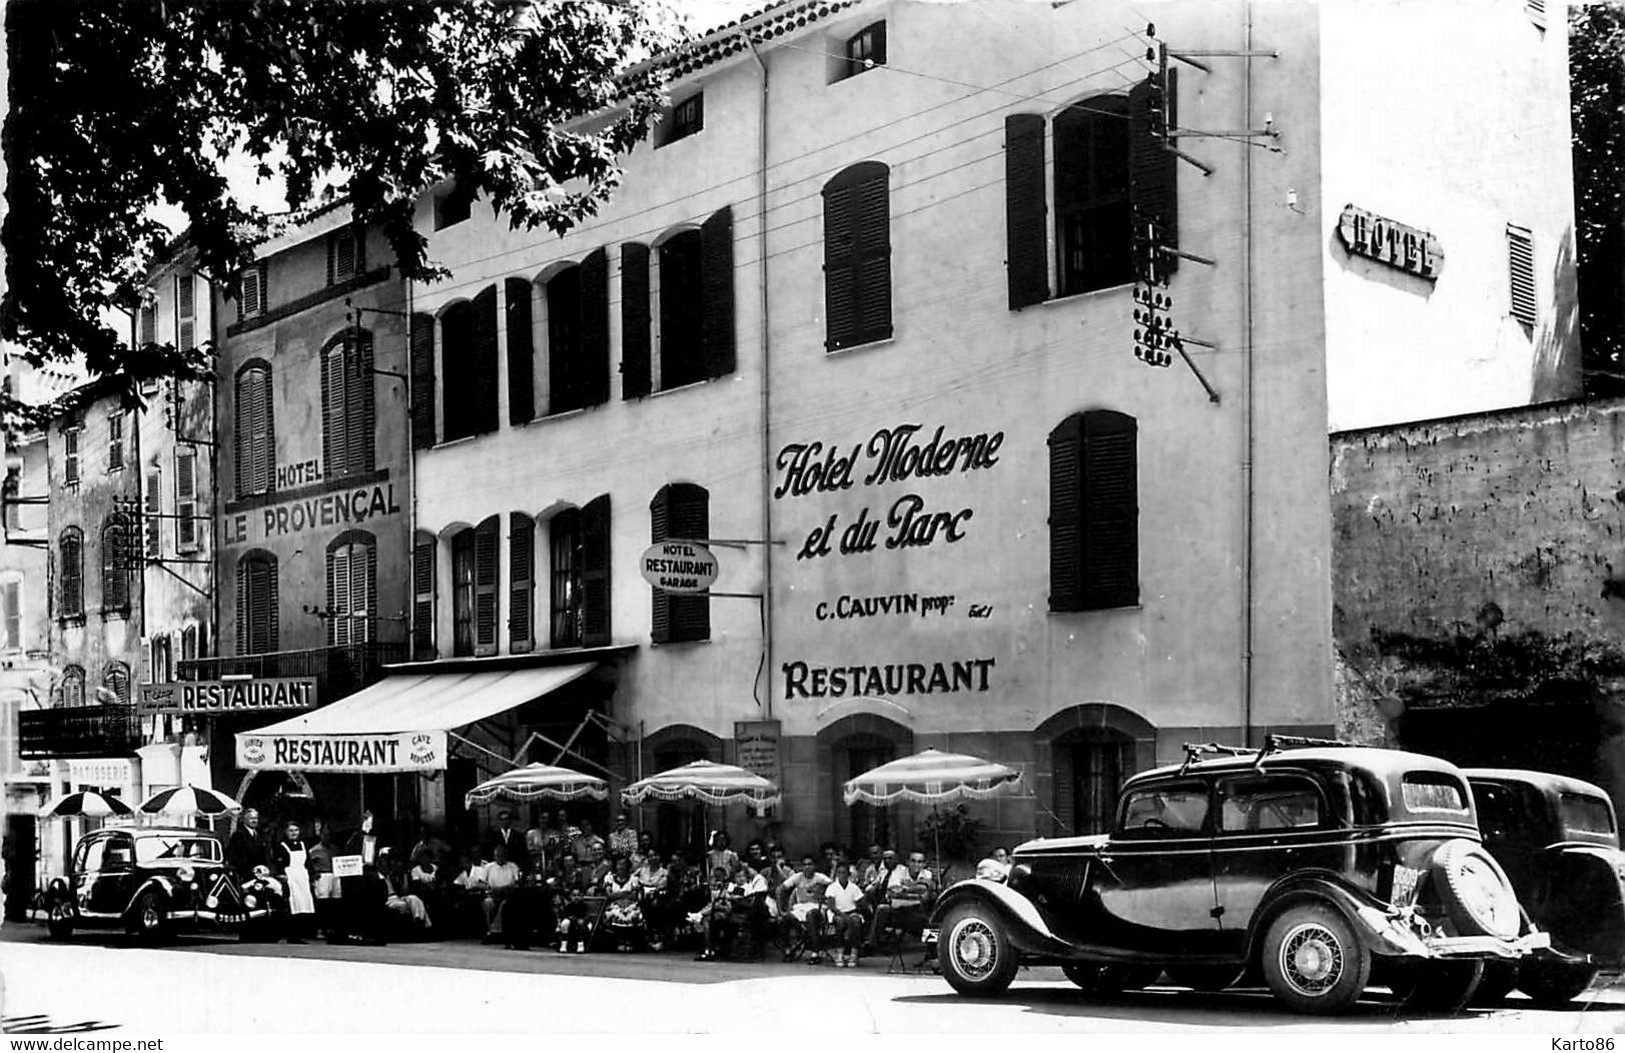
[621,760,781,808]
[464,763,609,808]
[843,748,1023,806]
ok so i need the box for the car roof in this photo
[86,826,220,839]
[1125,746,1465,787]
[1464,768,1612,799]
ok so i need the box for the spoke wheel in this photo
[938,903,1019,996]
[45,899,74,940]
[126,890,168,943]
[1261,903,1370,1014]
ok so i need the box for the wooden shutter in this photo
[139,303,157,345]
[670,484,711,642]
[323,343,345,476]
[175,449,197,551]
[363,541,377,644]
[102,518,127,611]
[621,243,652,399]
[327,545,350,646]
[824,162,891,351]
[580,248,610,406]
[410,313,436,448]
[350,332,375,473]
[64,429,78,485]
[1005,114,1050,310]
[176,274,196,354]
[329,228,358,285]
[144,470,161,558]
[472,284,500,434]
[1082,410,1139,609]
[61,530,82,617]
[473,515,499,655]
[1048,415,1083,612]
[238,555,279,655]
[509,513,534,652]
[107,414,123,472]
[580,494,611,647]
[413,532,436,659]
[650,487,671,644]
[236,365,273,496]
[1508,225,1537,326]
[441,302,473,441]
[506,278,535,425]
[701,207,736,378]
[1128,71,1179,279]
[239,266,263,320]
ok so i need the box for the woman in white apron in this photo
[273,820,317,943]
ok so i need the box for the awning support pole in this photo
[551,712,594,769]
[494,730,617,780]
[450,731,526,773]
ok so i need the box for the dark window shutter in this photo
[236,365,274,497]
[139,304,157,345]
[1005,113,1050,309]
[326,545,348,647]
[441,301,474,441]
[322,343,343,476]
[1128,71,1178,278]
[823,162,891,351]
[649,487,672,644]
[353,331,375,473]
[1508,225,1537,326]
[474,515,499,656]
[410,313,437,448]
[144,470,161,558]
[580,248,610,407]
[1048,415,1083,612]
[621,243,652,400]
[548,267,581,413]
[670,484,710,642]
[413,532,436,660]
[1082,410,1139,609]
[61,530,82,617]
[580,494,611,647]
[175,449,197,550]
[506,278,535,425]
[239,555,278,655]
[471,284,500,435]
[701,207,736,378]
[510,512,535,652]
[102,518,128,611]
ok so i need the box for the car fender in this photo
[45,876,75,914]
[930,879,1082,959]
[122,875,175,917]
[1247,873,1417,961]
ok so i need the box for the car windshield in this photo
[135,835,221,864]
[1401,772,1469,813]
[1559,792,1616,836]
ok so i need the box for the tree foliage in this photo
[1572,2,1625,396]
[2,0,675,406]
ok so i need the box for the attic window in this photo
[658,93,704,147]
[434,184,474,230]
[840,22,887,81]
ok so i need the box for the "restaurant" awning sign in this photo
[236,730,447,773]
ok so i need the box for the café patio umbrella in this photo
[463,763,609,807]
[38,790,134,819]
[621,760,781,809]
[138,784,243,817]
[843,748,1024,875]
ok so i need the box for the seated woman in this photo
[600,857,647,951]
[381,855,433,934]
[549,852,593,954]
[634,851,671,950]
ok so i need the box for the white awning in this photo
[234,663,596,773]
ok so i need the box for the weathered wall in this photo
[1330,397,1625,812]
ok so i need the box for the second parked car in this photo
[930,738,1549,1014]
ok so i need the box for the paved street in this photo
[4,924,1625,1034]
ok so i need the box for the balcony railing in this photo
[178,640,408,707]
[19,705,143,759]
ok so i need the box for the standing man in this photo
[607,812,638,860]
[486,810,524,868]
[226,808,270,880]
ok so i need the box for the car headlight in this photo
[1008,864,1032,892]
[244,894,257,908]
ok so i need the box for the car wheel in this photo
[45,898,74,940]
[1260,903,1371,1014]
[126,890,168,943]
[1432,839,1521,939]
[1518,959,1598,1007]
[1061,963,1162,993]
[938,903,1019,996]
[1469,959,1518,1006]
[1166,965,1244,992]
[1388,958,1484,1013]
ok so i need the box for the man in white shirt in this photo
[777,856,833,963]
[825,862,867,967]
[479,843,522,942]
[875,851,936,942]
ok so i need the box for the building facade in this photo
[205,209,413,824]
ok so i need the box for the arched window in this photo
[100,514,130,613]
[550,495,611,649]
[412,529,437,661]
[1048,410,1138,611]
[440,288,500,442]
[822,162,892,351]
[236,551,279,655]
[59,526,83,618]
[659,229,704,389]
[59,665,85,708]
[650,483,710,644]
[450,517,499,657]
[321,329,375,479]
[235,361,276,497]
[546,251,610,414]
[326,531,377,646]
[103,661,131,706]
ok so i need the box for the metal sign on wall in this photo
[639,541,720,594]
[1336,204,1444,281]
[734,720,782,790]
[137,678,317,716]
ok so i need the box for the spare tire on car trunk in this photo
[1431,839,1521,939]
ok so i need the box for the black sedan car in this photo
[44,825,282,942]
[930,738,1549,1014]
[1466,768,1625,1005]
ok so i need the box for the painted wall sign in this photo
[275,459,323,490]
[734,720,782,788]
[639,541,719,594]
[1336,205,1444,281]
[781,657,996,700]
[137,678,317,715]
[222,482,402,544]
[235,729,447,773]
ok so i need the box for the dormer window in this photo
[434,183,474,230]
[841,22,887,80]
[658,93,704,147]
[238,263,267,320]
[327,227,364,286]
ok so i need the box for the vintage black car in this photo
[44,826,282,942]
[930,738,1549,1014]
[1465,768,1625,1005]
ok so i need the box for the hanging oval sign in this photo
[639,540,719,594]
